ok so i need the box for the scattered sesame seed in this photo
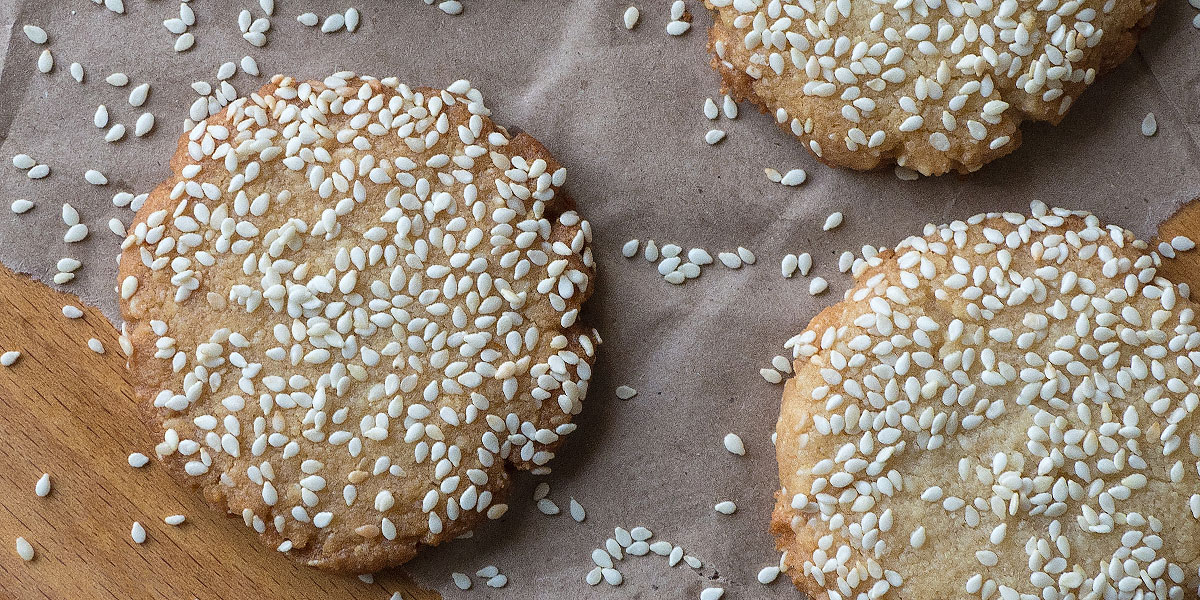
[894,166,919,181]
[321,13,345,33]
[688,248,713,265]
[12,154,35,170]
[723,433,745,456]
[537,498,560,515]
[106,124,126,142]
[807,277,828,295]
[485,574,508,588]
[23,25,48,44]
[69,62,84,83]
[1141,113,1157,137]
[623,6,640,30]
[700,587,725,600]
[781,254,799,277]
[10,200,34,214]
[345,8,361,32]
[622,239,639,257]
[128,83,150,107]
[35,474,51,498]
[217,62,237,81]
[837,251,854,273]
[569,498,586,522]
[1,351,22,367]
[62,305,83,319]
[259,0,274,15]
[714,501,737,515]
[780,169,807,186]
[764,167,782,182]
[615,385,637,400]
[15,537,34,562]
[174,33,194,52]
[134,113,155,137]
[822,212,844,231]
[56,258,81,273]
[36,50,53,74]
[93,105,109,129]
[164,515,186,526]
[128,453,149,468]
[704,129,726,145]
[1171,235,1196,251]
[105,73,128,87]
[760,367,782,383]
[666,20,691,35]
[452,572,471,590]
[737,246,756,264]
[438,1,464,15]
[240,56,259,76]
[130,522,146,544]
[644,240,659,261]
[87,338,105,354]
[718,252,742,268]
[758,566,780,584]
[703,98,719,120]
[84,169,108,185]
[27,164,49,179]
[297,12,318,26]
[722,95,738,119]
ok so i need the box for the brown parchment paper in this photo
[2,1,1200,598]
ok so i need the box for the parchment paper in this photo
[2,1,1200,598]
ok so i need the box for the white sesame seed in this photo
[12,154,35,170]
[10,200,34,214]
[128,83,150,107]
[485,574,507,588]
[781,254,798,277]
[56,258,81,273]
[721,95,738,119]
[808,277,828,295]
[164,515,186,526]
[345,8,361,32]
[704,129,726,145]
[723,433,745,456]
[69,62,84,83]
[894,166,919,181]
[569,498,586,522]
[297,12,318,26]
[321,13,345,33]
[174,33,194,52]
[217,62,237,80]
[536,498,559,515]
[666,20,691,35]
[764,167,782,182]
[1141,113,1158,137]
[703,98,719,120]
[128,453,149,468]
[105,124,126,142]
[27,164,49,179]
[621,239,639,257]
[105,73,128,87]
[700,588,725,600]
[240,56,259,76]
[623,6,640,29]
[84,170,108,185]
[688,248,713,265]
[93,105,109,129]
[23,25,47,44]
[438,1,463,15]
[1171,236,1195,251]
[1,351,21,367]
[714,501,737,514]
[87,338,104,354]
[615,385,637,400]
[718,252,742,268]
[131,522,146,544]
[780,169,807,186]
[36,50,53,73]
[62,305,83,319]
[737,246,756,264]
[823,212,844,231]
[15,537,34,561]
[838,251,854,273]
[757,566,780,584]
[909,526,926,548]
[259,0,274,15]
[132,113,155,137]
[34,474,51,498]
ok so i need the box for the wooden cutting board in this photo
[0,264,439,600]
[1,202,1198,599]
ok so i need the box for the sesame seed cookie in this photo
[118,73,598,573]
[704,0,1157,175]
[772,202,1200,599]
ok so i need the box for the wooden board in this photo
[0,264,439,600]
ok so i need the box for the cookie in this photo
[117,73,598,573]
[704,0,1156,175]
[772,202,1200,599]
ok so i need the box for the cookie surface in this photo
[118,73,598,572]
[704,0,1156,175]
[772,202,1200,598]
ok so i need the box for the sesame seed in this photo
[536,498,560,515]
[623,6,640,29]
[615,385,637,400]
[164,515,186,526]
[718,252,742,268]
[10,200,34,214]
[65,223,90,242]
[1141,113,1157,137]
[666,20,691,35]
[105,124,126,142]
[297,12,318,26]
[438,1,463,15]
[87,338,104,354]
[174,33,194,52]
[644,240,659,261]
[703,98,719,120]
[105,73,128,87]
[569,498,586,522]
[69,63,84,83]
[781,254,799,277]
[722,95,738,119]
[1,351,22,367]
[84,169,108,185]
[714,501,737,514]
[823,212,844,231]
[345,8,361,32]
[62,305,83,319]
[23,25,47,44]
[485,574,508,588]
[321,13,345,33]
[1171,236,1195,251]
[35,474,51,498]
[15,537,34,562]
[128,83,150,107]
[700,587,725,600]
[240,56,260,76]
[807,277,828,295]
[757,565,780,584]
[894,166,919,181]
[688,248,713,265]
[722,433,745,456]
[36,50,53,74]
[130,522,146,544]
[704,129,726,145]
[134,113,155,137]
[452,572,471,589]
[764,168,782,182]
[780,169,807,186]
[797,253,812,276]
[27,164,49,179]
[128,453,149,468]
[12,154,35,170]
[217,62,237,80]
[737,246,756,264]
[621,239,639,257]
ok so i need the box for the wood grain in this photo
[1157,199,1200,291]
[0,264,439,600]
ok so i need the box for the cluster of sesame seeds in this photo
[707,0,1138,173]
[118,73,598,566]
[668,0,695,35]
[12,153,50,180]
[585,525,705,586]
[765,167,808,186]
[621,239,750,284]
[88,0,125,15]
[167,2,198,52]
[702,92,739,146]
[236,2,276,47]
[775,201,1200,599]
[295,8,362,34]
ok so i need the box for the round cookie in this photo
[772,202,1200,599]
[117,73,598,573]
[704,0,1157,175]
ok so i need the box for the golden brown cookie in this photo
[704,0,1157,175]
[772,202,1200,598]
[118,73,599,573]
